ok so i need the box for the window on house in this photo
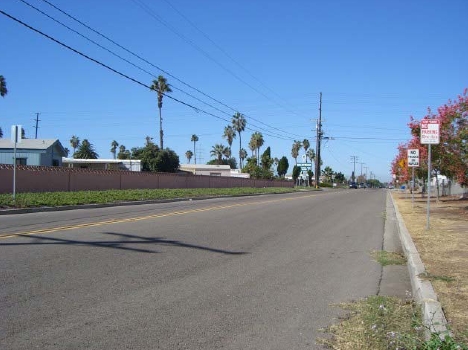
[52,159,59,166]
[16,158,27,165]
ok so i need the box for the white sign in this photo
[11,125,22,144]
[420,119,440,144]
[407,149,419,167]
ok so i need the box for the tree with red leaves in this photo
[392,89,468,189]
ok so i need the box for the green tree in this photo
[252,132,264,165]
[292,165,301,184]
[277,156,289,178]
[150,75,172,149]
[210,144,228,165]
[154,149,180,173]
[239,148,247,169]
[223,125,236,158]
[334,172,345,184]
[191,134,199,164]
[117,145,131,160]
[322,166,334,183]
[307,148,316,165]
[243,156,272,179]
[110,140,119,159]
[207,157,237,169]
[303,139,310,161]
[0,75,7,97]
[307,170,314,186]
[291,140,302,165]
[69,135,80,158]
[261,146,274,170]
[74,139,99,159]
[185,150,193,163]
[232,112,247,168]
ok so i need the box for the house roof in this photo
[0,139,66,153]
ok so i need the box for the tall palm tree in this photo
[239,148,247,168]
[70,135,80,158]
[191,134,199,164]
[291,140,302,165]
[307,148,316,165]
[150,75,172,149]
[303,139,310,162]
[185,150,193,163]
[248,136,256,157]
[252,132,264,165]
[210,144,227,165]
[0,75,7,97]
[110,140,119,159]
[232,112,246,168]
[223,125,236,156]
[74,139,99,159]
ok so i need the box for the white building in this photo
[62,158,141,171]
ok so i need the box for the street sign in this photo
[407,149,419,167]
[420,119,440,144]
[297,163,312,170]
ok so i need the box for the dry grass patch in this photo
[392,193,468,343]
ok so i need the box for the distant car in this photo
[359,183,366,189]
[349,182,357,189]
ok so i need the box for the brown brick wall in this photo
[0,165,293,194]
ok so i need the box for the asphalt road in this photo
[1,189,388,349]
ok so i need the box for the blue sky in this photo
[1,0,467,181]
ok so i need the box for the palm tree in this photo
[248,136,256,157]
[303,139,310,162]
[307,148,316,165]
[210,144,227,165]
[252,132,264,165]
[232,112,247,168]
[150,75,172,149]
[223,125,236,156]
[191,134,199,164]
[291,140,302,165]
[185,150,193,163]
[0,127,3,138]
[239,148,247,168]
[0,75,7,97]
[70,135,80,158]
[74,139,99,159]
[110,140,119,159]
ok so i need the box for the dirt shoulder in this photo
[391,191,468,342]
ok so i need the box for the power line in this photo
[160,0,305,119]
[0,9,291,142]
[33,0,301,139]
[129,0,305,119]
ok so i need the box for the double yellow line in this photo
[0,193,317,239]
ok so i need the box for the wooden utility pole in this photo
[34,112,40,139]
[315,92,322,188]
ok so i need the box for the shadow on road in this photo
[0,231,248,255]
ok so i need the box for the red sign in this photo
[420,119,440,144]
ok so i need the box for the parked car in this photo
[349,182,358,189]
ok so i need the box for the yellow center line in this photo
[0,193,320,239]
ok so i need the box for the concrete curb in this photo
[389,192,450,338]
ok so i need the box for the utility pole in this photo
[315,92,322,188]
[34,112,41,139]
[350,156,358,182]
[359,162,366,180]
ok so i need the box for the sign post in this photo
[11,125,22,202]
[407,149,419,209]
[420,119,440,229]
